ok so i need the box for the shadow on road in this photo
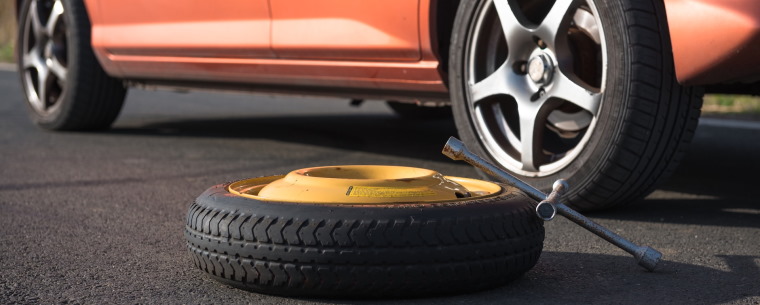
[107,116,760,228]
[593,124,760,228]
[109,115,459,162]
[471,252,759,305]
[500,252,758,304]
[273,252,760,304]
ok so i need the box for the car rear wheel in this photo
[449,0,702,210]
[17,0,127,131]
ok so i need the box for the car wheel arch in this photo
[430,0,461,87]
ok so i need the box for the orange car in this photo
[14,0,760,210]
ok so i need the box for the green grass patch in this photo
[703,94,760,114]
[0,43,14,63]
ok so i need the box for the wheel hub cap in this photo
[527,53,554,84]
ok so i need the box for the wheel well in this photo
[432,0,460,86]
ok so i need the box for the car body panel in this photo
[664,0,760,85]
[85,0,446,94]
[84,0,759,93]
[87,0,273,59]
[270,0,421,61]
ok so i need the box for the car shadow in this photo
[108,114,460,163]
[107,115,760,228]
[589,124,760,228]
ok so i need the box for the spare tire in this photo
[184,182,544,298]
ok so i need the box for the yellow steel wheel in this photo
[227,165,503,204]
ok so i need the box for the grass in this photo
[0,0,14,63]
[702,95,760,118]
[0,43,14,63]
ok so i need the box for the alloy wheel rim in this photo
[465,0,607,177]
[21,0,68,116]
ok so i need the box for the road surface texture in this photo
[1,69,758,304]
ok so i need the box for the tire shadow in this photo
[300,252,760,304]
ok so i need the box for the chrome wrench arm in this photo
[442,137,662,271]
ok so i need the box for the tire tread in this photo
[184,188,544,297]
[568,0,703,210]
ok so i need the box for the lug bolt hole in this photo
[534,36,547,49]
[513,60,528,75]
[530,88,546,102]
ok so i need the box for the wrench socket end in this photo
[535,201,557,221]
[636,247,663,272]
[552,179,569,193]
[442,137,466,161]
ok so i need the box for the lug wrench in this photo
[442,137,662,271]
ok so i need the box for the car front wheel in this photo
[449,0,702,210]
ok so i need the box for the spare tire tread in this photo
[184,184,544,297]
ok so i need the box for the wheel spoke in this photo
[37,62,51,108]
[470,63,509,103]
[25,49,47,77]
[492,0,533,43]
[29,67,50,112]
[29,1,46,39]
[537,0,577,46]
[22,50,38,70]
[45,0,65,37]
[549,70,601,114]
[48,57,67,82]
[470,62,531,105]
[22,49,45,111]
[490,103,522,150]
[27,85,45,111]
[517,107,541,172]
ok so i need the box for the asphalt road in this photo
[1,68,759,304]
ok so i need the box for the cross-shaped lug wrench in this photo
[442,137,662,271]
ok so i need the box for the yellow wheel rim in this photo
[228,165,502,204]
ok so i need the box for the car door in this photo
[88,0,273,59]
[269,0,421,61]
